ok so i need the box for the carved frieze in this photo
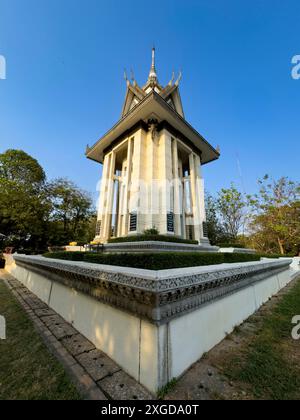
[14,255,291,325]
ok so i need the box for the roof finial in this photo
[175,70,182,86]
[124,69,130,86]
[152,45,155,67]
[168,71,175,86]
[148,46,158,84]
[130,68,137,86]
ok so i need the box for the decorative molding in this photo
[103,241,219,253]
[103,120,148,156]
[14,255,291,325]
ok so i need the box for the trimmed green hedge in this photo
[43,251,261,270]
[223,253,259,263]
[259,253,295,259]
[107,235,198,245]
[217,243,246,249]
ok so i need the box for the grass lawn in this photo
[0,278,81,400]
[223,277,300,400]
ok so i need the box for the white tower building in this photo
[86,49,220,245]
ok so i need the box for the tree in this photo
[216,184,247,241]
[0,150,95,251]
[0,149,45,187]
[47,178,93,245]
[0,150,49,250]
[205,193,226,245]
[248,176,300,255]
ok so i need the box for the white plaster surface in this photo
[168,285,257,379]
[219,247,256,254]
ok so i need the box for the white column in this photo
[96,154,110,240]
[122,138,133,236]
[189,153,201,242]
[157,130,172,235]
[130,131,142,233]
[181,178,187,239]
[102,151,116,242]
[116,177,124,238]
[172,138,181,237]
[146,131,155,230]
[195,154,206,237]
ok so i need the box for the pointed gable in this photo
[121,49,184,118]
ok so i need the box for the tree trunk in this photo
[277,237,285,255]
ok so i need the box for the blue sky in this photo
[0,0,299,203]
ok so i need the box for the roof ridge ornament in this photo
[168,71,175,86]
[130,68,137,86]
[124,69,130,87]
[148,47,158,85]
[175,70,182,86]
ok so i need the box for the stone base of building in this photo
[4,254,298,394]
[103,240,219,254]
[219,247,257,254]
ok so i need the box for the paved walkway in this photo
[0,270,153,400]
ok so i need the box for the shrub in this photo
[108,235,198,245]
[43,251,262,270]
[259,253,295,259]
[83,252,225,270]
[44,251,85,261]
[0,253,5,268]
[223,253,260,263]
[217,243,246,249]
[143,228,160,235]
[48,246,67,253]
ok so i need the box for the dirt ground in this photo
[164,275,300,400]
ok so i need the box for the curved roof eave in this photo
[86,91,220,165]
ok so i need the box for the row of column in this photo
[96,134,207,243]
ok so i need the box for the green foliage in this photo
[143,228,160,235]
[46,178,94,245]
[0,149,46,186]
[224,278,300,400]
[43,251,261,270]
[0,149,95,252]
[205,193,227,245]
[157,378,178,399]
[223,253,259,263]
[247,176,300,255]
[205,189,248,245]
[217,243,246,249]
[108,235,198,245]
[217,184,247,240]
[0,149,49,251]
[0,280,81,400]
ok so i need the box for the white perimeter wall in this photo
[4,256,298,394]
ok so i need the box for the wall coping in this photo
[104,241,219,253]
[13,255,292,325]
[218,247,256,254]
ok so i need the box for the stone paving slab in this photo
[21,296,48,310]
[17,287,31,295]
[47,322,78,341]
[40,314,78,340]
[34,308,56,317]
[61,334,95,356]
[98,370,154,400]
[6,278,23,289]
[41,314,66,327]
[76,349,121,382]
